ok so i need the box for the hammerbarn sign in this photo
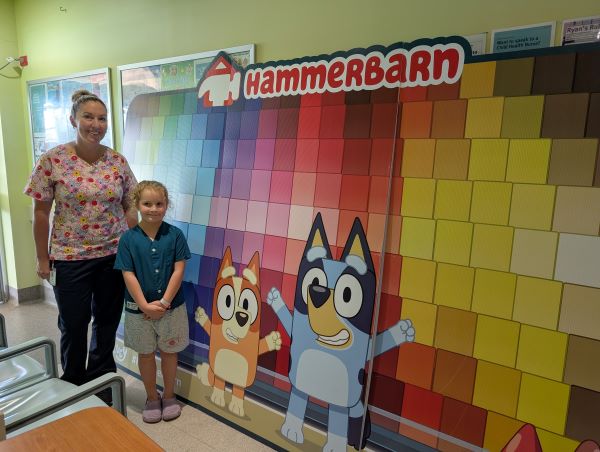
[197,37,470,107]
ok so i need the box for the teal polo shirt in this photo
[114,222,191,314]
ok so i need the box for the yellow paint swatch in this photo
[399,217,435,260]
[434,263,474,310]
[465,97,504,138]
[473,361,521,417]
[401,178,436,218]
[473,315,520,367]
[460,61,496,99]
[471,268,516,319]
[470,224,513,271]
[517,373,570,434]
[516,325,568,382]
[513,276,562,330]
[434,180,472,221]
[506,139,551,184]
[468,139,509,181]
[399,257,436,303]
[470,181,512,225]
[434,220,473,266]
[401,299,437,346]
[509,184,555,231]
[501,95,544,138]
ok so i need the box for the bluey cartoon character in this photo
[195,247,282,417]
[267,213,415,451]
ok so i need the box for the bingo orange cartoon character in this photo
[195,247,281,416]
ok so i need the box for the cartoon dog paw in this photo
[195,306,209,327]
[281,415,304,444]
[267,287,285,311]
[390,319,415,345]
[323,435,347,452]
[196,362,210,386]
[210,387,226,408]
[229,395,245,417]
[266,331,282,351]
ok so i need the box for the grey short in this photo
[124,303,190,355]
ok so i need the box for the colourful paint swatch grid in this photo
[123,88,399,381]
[123,47,600,451]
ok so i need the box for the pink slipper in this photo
[142,395,162,423]
[162,397,181,421]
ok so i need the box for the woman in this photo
[24,89,137,401]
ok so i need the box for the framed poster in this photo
[561,15,600,45]
[26,68,113,164]
[116,44,254,142]
[464,32,488,56]
[491,22,555,53]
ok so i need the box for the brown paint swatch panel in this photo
[432,349,477,403]
[280,95,301,108]
[276,108,299,138]
[344,104,372,138]
[531,53,576,95]
[547,139,599,187]
[433,139,470,180]
[434,306,477,356]
[439,397,487,449]
[565,385,600,443]
[558,284,600,342]
[494,57,534,97]
[431,99,468,138]
[371,87,399,104]
[345,90,372,105]
[573,50,600,93]
[587,93,600,138]
[563,335,600,393]
[552,186,600,235]
[541,93,589,138]
[428,82,461,101]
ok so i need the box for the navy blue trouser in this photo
[53,254,124,386]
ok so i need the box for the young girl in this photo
[114,180,191,423]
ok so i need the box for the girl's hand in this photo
[142,302,166,320]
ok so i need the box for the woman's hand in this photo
[36,257,51,280]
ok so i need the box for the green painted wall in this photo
[1,0,599,294]
[0,0,35,292]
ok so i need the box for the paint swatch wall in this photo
[121,44,600,451]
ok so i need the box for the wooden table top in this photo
[0,407,163,451]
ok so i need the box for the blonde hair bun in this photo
[70,89,106,117]
[71,89,97,103]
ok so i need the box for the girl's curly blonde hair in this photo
[130,180,170,208]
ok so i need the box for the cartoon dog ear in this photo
[218,246,234,279]
[245,251,260,287]
[303,212,332,259]
[340,217,374,273]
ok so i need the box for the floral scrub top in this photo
[24,144,137,261]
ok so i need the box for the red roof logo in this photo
[197,55,241,107]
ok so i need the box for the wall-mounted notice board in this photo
[27,68,113,164]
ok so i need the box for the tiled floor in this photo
[0,299,275,452]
